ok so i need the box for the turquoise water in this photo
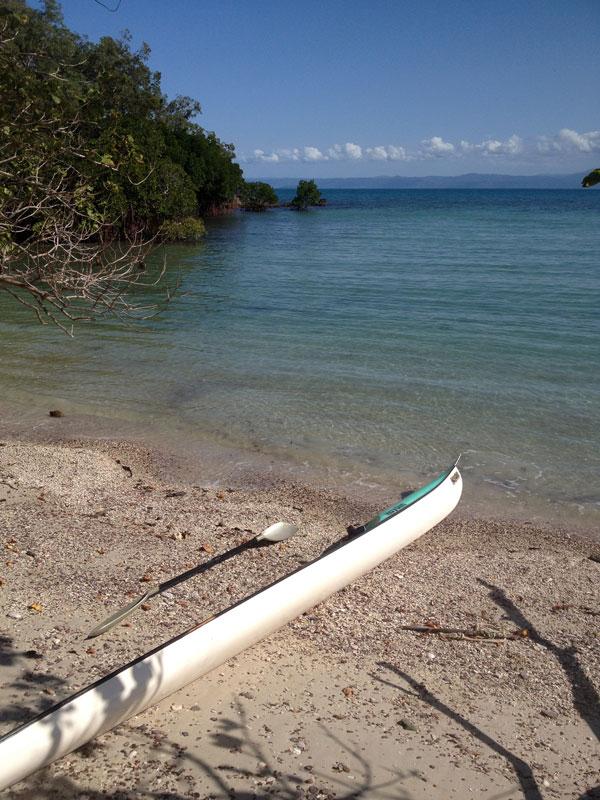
[1,189,599,527]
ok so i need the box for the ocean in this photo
[1,189,599,529]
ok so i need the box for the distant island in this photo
[259,172,589,190]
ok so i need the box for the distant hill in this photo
[262,173,587,190]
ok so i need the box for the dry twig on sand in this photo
[399,623,530,642]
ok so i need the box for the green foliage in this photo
[0,0,243,241]
[241,182,279,211]
[159,217,206,242]
[0,0,245,327]
[163,126,243,215]
[1,1,96,219]
[582,169,600,189]
[291,179,322,210]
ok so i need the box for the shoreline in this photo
[1,433,599,798]
[0,400,598,541]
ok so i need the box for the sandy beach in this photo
[1,435,598,799]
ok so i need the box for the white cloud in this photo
[328,142,363,160]
[246,141,409,165]
[421,136,455,156]
[365,144,408,161]
[386,145,409,161]
[482,139,505,154]
[277,148,301,161]
[302,146,328,161]
[460,134,523,156]
[557,128,600,153]
[488,134,523,155]
[243,128,597,166]
[252,149,280,163]
[345,142,363,159]
[365,145,388,160]
[246,146,328,163]
[536,129,600,155]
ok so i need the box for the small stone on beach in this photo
[398,718,418,731]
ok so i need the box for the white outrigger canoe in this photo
[0,461,462,790]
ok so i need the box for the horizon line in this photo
[246,170,590,180]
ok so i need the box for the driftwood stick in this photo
[399,624,529,641]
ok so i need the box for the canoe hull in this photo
[0,466,462,790]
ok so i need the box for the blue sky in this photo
[48,0,599,178]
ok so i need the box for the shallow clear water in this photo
[1,189,599,527]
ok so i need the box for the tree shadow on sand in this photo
[1,633,164,793]
[0,634,69,725]
[477,579,600,800]
[477,579,600,742]
[6,697,419,800]
[2,642,417,800]
[6,776,191,800]
[153,698,417,799]
[374,662,544,800]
